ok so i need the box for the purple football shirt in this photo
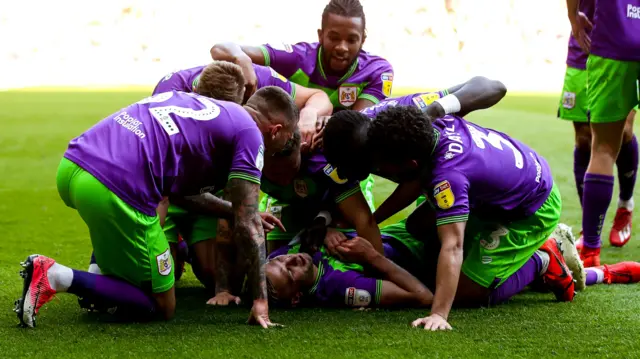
[566,0,595,69]
[424,116,553,226]
[260,42,393,108]
[360,91,447,118]
[152,64,294,96]
[590,0,640,61]
[64,91,264,216]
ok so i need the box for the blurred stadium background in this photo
[1,0,569,92]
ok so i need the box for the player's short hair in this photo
[246,86,300,129]
[266,275,292,308]
[322,0,366,31]
[322,110,372,181]
[195,61,245,104]
[367,106,435,163]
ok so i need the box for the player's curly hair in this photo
[322,0,366,31]
[195,61,245,104]
[322,110,372,181]
[367,106,435,164]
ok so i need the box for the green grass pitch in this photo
[0,90,639,358]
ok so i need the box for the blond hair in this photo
[195,61,245,104]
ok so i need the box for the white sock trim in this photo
[535,250,550,275]
[592,268,605,284]
[618,197,634,211]
[48,263,73,292]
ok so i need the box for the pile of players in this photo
[14,0,640,331]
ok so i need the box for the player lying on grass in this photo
[211,0,394,217]
[153,61,333,149]
[208,130,384,305]
[322,103,571,331]
[264,220,640,309]
[558,0,638,262]
[14,83,298,328]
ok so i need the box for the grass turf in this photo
[0,90,639,358]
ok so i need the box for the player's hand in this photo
[324,228,348,256]
[311,116,331,151]
[425,102,446,121]
[412,313,452,331]
[259,212,286,233]
[207,291,241,306]
[156,196,170,228]
[299,110,318,153]
[240,63,258,103]
[335,236,377,264]
[570,11,593,53]
[248,299,282,329]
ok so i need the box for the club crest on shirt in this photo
[381,73,394,97]
[156,249,172,276]
[256,145,265,171]
[562,91,576,109]
[433,180,455,209]
[339,86,358,107]
[268,42,293,53]
[323,164,348,184]
[412,92,441,111]
[270,67,288,83]
[294,178,308,198]
[345,287,371,307]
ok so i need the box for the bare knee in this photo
[622,110,636,143]
[573,123,592,151]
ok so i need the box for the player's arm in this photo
[352,62,394,111]
[336,237,433,307]
[372,179,422,224]
[293,84,333,150]
[210,42,265,65]
[209,217,239,304]
[429,221,465,320]
[336,191,384,254]
[170,192,232,219]
[427,76,507,119]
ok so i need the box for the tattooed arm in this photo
[170,192,232,219]
[225,178,277,328]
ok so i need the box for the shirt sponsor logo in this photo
[256,145,265,171]
[529,152,542,183]
[114,111,146,139]
[323,164,348,184]
[433,180,455,209]
[269,67,288,82]
[381,73,394,97]
[156,249,172,276]
[339,86,358,107]
[345,287,371,307]
[562,91,576,109]
[628,4,640,19]
[294,179,308,198]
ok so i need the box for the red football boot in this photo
[14,255,57,328]
[609,208,633,247]
[601,262,640,284]
[539,238,576,302]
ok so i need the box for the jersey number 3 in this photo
[467,124,524,169]
[137,92,221,136]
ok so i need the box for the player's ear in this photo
[317,28,323,43]
[269,124,283,138]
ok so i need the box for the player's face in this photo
[263,148,302,186]
[266,253,315,303]
[318,13,365,73]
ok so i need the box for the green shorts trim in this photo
[587,55,640,123]
[558,66,589,122]
[57,157,173,293]
[461,184,562,288]
[163,204,218,246]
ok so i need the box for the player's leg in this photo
[164,205,191,281]
[585,261,640,285]
[186,215,220,290]
[17,158,175,326]
[559,66,591,208]
[582,56,640,266]
[610,107,638,247]
[458,184,574,306]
